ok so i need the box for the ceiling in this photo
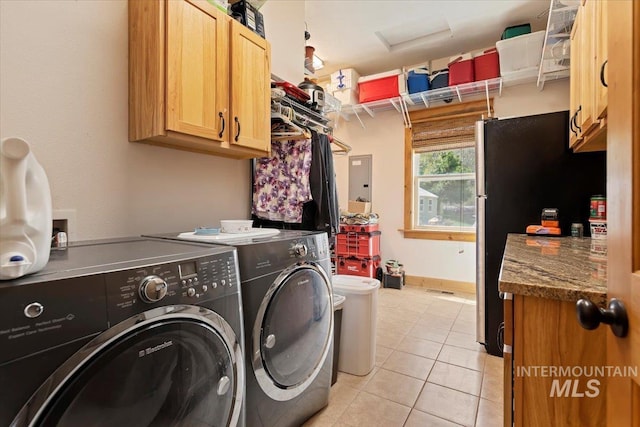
[304,0,551,78]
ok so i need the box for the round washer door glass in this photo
[261,265,331,387]
[37,320,237,427]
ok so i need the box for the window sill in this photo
[400,229,476,242]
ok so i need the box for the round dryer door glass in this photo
[260,265,332,387]
[36,320,237,427]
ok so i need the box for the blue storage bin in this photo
[407,69,430,94]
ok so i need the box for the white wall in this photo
[261,0,305,83]
[333,79,570,283]
[0,0,303,241]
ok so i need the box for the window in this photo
[414,147,475,229]
[403,100,492,241]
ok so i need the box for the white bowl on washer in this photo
[220,220,253,234]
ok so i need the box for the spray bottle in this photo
[0,137,52,280]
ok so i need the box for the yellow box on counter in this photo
[348,200,371,214]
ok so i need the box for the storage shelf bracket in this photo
[455,86,463,103]
[419,93,429,108]
[352,107,365,129]
[401,97,412,128]
[388,99,402,114]
[362,104,375,117]
[484,80,492,117]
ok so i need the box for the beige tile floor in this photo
[304,285,504,427]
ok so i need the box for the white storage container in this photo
[332,87,359,106]
[332,275,380,376]
[331,68,360,90]
[496,30,545,77]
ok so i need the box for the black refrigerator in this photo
[475,111,606,357]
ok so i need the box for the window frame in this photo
[402,100,493,242]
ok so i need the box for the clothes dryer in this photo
[147,230,333,427]
[0,237,245,427]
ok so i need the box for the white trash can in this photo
[332,294,346,385]
[332,275,380,376]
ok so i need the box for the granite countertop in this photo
[499,234,607,306]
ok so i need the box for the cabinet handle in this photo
[218,112,225,138]
[576,298,628,338]
[234,117,241,142]
[569,111,577,136]
[599,60,608,88]
[574,106,582,133]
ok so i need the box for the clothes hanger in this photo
[271,113,311,141]
[328,135,351,154]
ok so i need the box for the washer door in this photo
[253,262,332,401]
[13,305,244,427]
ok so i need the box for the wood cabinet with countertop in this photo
[569,0,607,152]
[128,0,271,159]
[500,234,607,427]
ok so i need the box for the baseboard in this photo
[404,275,475,295]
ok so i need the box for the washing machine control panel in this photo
[288,235,329,260]
[105,251,240,324]
[138,275,168,303]
[292,243,308,257]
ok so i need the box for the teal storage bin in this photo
[501,23,531,40]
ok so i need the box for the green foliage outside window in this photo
[416,147,476,227]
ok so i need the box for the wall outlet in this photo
[52,209,77,242]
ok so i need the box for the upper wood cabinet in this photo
[569,0,607,152]
[229,20,271,152]
[129,0,271,159]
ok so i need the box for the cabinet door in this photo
[229,20,271,152]
[512,295,606,426]
[166,0,229,141]
[577,0,598,137]
[569,10,582,148]
[594,0,608,119]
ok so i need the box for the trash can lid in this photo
[333,293,346,310]
[332,275,380,295]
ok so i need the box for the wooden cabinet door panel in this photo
[514,296,606,427]
[230,20,270,152]
[595,0,608,120]
[166,0,228,141]
[569,10,582,148]
[577,0,598,137]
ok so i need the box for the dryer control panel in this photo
[105,251,240,324]
[236,232,331,281]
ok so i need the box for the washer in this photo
[0,237,245,427]
[147,230,333,427]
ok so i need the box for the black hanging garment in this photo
[300,130,339,235]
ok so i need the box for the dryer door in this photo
[253,262,332,401]
[13,305,244,427]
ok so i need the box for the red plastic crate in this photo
[448,57,475,86]
[336,256,381,278]
[358,74,400,103]
[339,223,379,233]
[336,231,381,258]
[474,48,500,81]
